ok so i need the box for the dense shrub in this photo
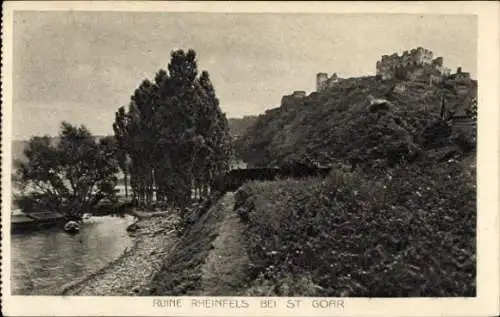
[236,159,476,297]
[231,73,477,297]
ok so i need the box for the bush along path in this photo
[61,156,475,297]
[233,159,476,297]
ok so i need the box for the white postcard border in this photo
[1,1,499,316]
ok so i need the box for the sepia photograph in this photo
[1,1,499,316]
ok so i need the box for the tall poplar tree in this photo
[113,48,232,209]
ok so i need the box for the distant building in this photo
[393,82,406,93]
[316,72,341,92]
[292,90,307,98]
[375,47,451,83]
[440,95,477,138]
[281,90,308,107]
[448,67,471,81]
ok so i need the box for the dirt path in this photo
[146,192,251,295]
[199,193,250,295]
[61,214,179,296]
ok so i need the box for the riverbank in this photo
[60,157,475,297]
[60,212,180,296]
[127,208,172,219]
[146,192,252,296]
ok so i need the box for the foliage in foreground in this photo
[13,122,119,219]
[236,159,476,296]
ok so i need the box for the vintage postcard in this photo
[1,1,499,316]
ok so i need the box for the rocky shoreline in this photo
[60,212,180,296]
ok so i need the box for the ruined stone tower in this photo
[316,73,340,92]
[316,73,328,92]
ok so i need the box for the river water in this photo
[11,214,136,295]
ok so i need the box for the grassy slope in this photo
[235,157,476,297]
[235,76,476,168]
[147,156,475,297]
[228,75,477,296]
[146,192,251,296]
[147,76,476,297]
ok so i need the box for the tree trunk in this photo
[124,172,128,200]
[202,184,208,198]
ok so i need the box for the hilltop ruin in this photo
[314,47,471,93]
[376,47,451,81]
[316,72,341,92]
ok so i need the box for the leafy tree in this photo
[112,106,133,200]
[113,80,157,207]
[157,50,232,205]
[14,122,119,220]
[113,48,232,209]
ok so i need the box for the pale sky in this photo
[13,12,476,140]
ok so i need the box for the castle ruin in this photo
[313,47,470,93]
[292,90,307,98]
[316,72,340,92]
[376,47,451,82]
[448,66,471,81]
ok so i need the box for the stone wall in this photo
[316,73,329,91]
[376,47,450,81]
[449,67,471,81]
[292,90,306,98]
[214,165,332,193]
[316,72,340,92]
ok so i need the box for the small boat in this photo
[11,209,66,234]
[126,222,140,233]
[82,213,92,220]
[63,221,80,234]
